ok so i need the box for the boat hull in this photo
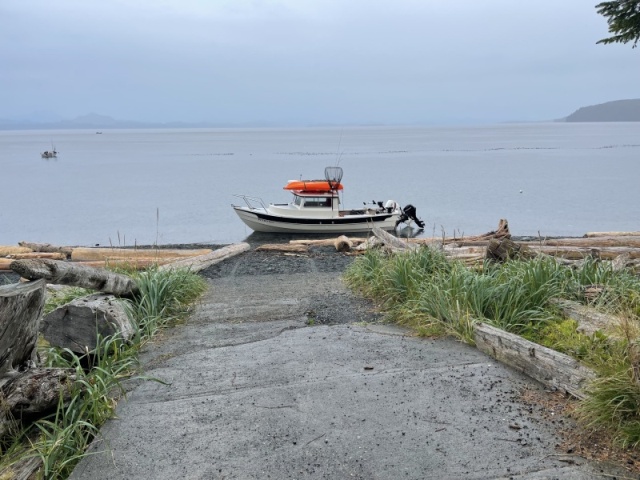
[233,206,399,233]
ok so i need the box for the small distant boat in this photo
[41,146,58,159]
[232,166,425,233]
[96,131,102,134]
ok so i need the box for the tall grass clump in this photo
[346,249,567,339]
[127,267,207,339]
[577,340,640,448]
[0,267,207,478]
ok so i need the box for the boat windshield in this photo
[302,197,333,208]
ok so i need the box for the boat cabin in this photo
[270,190,342,218]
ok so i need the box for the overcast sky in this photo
[1,0,638,125]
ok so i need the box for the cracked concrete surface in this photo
[70,247,625,479]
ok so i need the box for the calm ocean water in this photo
[1,123,639,246]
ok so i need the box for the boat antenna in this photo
[335,129,343,167]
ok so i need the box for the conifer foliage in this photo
[596,0,640,47]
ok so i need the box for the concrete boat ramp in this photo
[71,249,625,479]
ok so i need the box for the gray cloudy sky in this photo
[1,0,638,125]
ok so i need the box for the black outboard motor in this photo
[396,204,425,229]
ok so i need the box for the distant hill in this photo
[563,99,640,122]
[0,113,276,130]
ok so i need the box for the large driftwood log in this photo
[42,294,135,354]
[255,244,309,253]
[411,219,511,246]
[524,236,640,249]
[372,226,417,251]
[18,241,73,258]
[0,368,77,438]
[0,280,46,388]
[7,252,67,260]
[70,247,211,262]
[0,246,32,257]
[584,231,640,238]
[159,242,250,272]
[485,238,535,262]
[75,257,176,270]
[10,259,139,297]
[549,298,623,338]
[474,323,595,399]
[290,237,367,247]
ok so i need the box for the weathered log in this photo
[75,257,176,270]
[526,245,640,260]
[474,323,595,399]
[549,298,623,338]
[0,280,46,388]
[42,294,135,354]
[8,252,67,260]
[372,226,417,251]
[159,242,250,273]
[0,246,32,257]
[255,244,309,253]
[290,237,367,247]
[485,238,535,262]
[10,259,139,297]
[584,231,640,238]
[0,456,43,480]
[0,258,14,271]
[410,219,511,246]
[0,367,77,438]
[18,241,72,257]
[334,235,353,252]
[70,247,211,262]
[612,252,632,271]
[524,236,640,248]
[353,236,385,251]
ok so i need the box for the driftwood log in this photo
[290,237,367,247]
[159,242,250,272]
[0,258,14,271]
[0,367,77,438]
[0,280,46,387]
[485,238,535,262]
[42,294,135,354]
[18,241,72,258]
[75,258,176,270]
[10,259,139,297]
[372,226,417,252]
[7,252,67,260]
[474,323,595,399]
[550,298,623,338]
[255,244,309,253]
[0,246,32,257]
[0,456,42,480]
[583,232,640,238]
[70,247,212,262]
[334,235,353,252]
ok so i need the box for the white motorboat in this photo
[232,166,424,234]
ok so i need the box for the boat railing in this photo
[233,194,267,210]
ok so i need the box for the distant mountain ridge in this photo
[563,99,640,122]
[0,113,275,130]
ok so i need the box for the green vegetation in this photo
[596,0,640,48]
[0,267,207,479]
[344,246,640,447]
